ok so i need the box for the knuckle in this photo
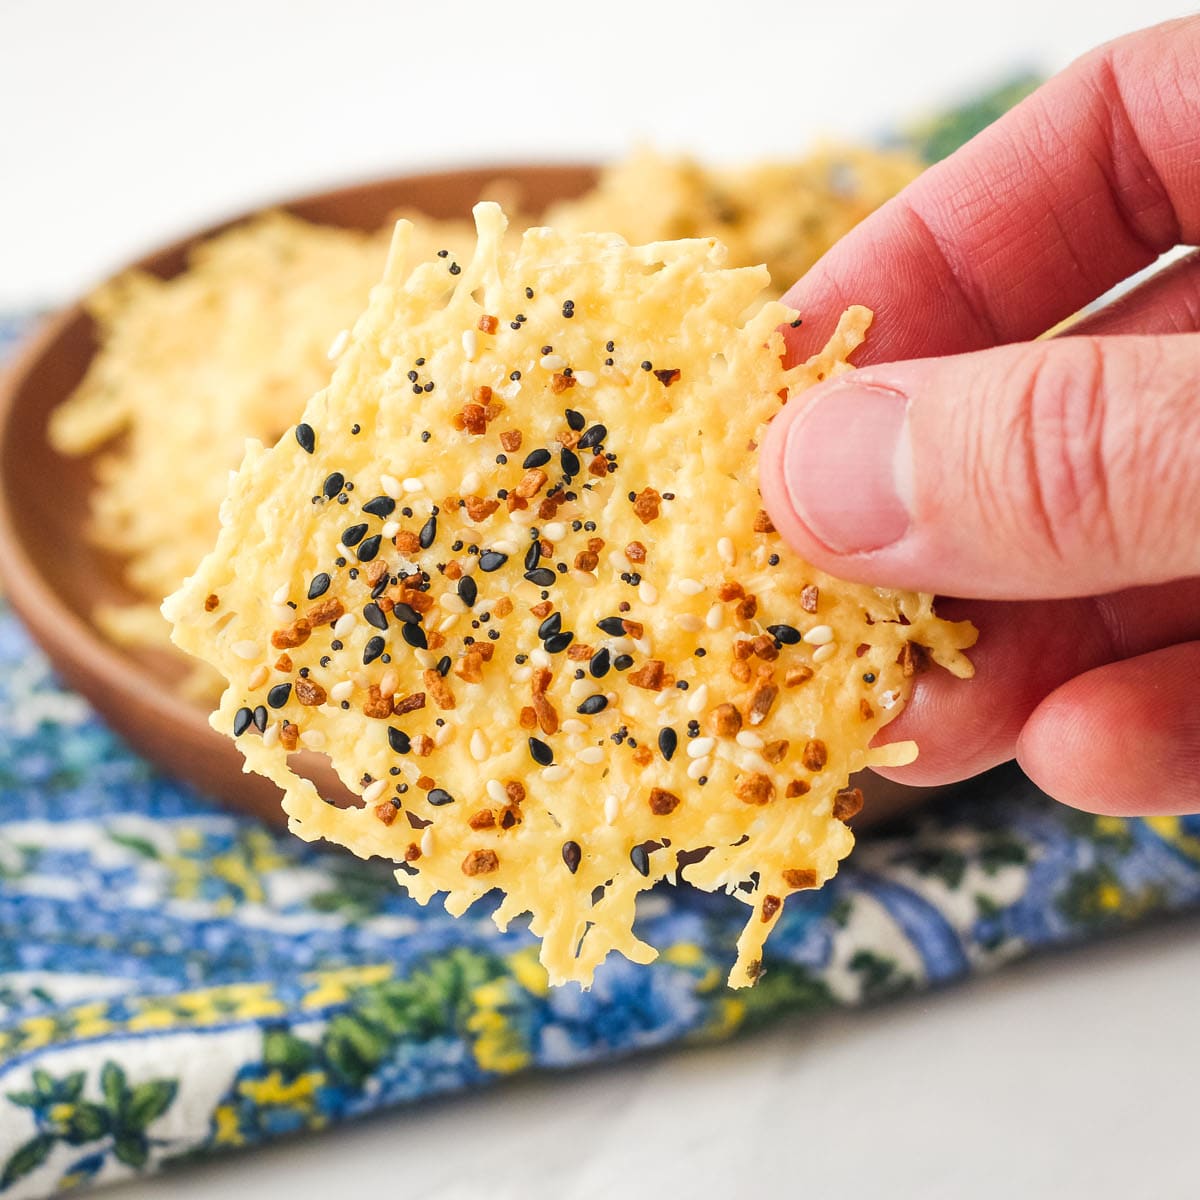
[1001,342,1128,568]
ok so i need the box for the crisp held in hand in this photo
[166,204,974,987]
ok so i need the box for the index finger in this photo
[783,15,1200,366]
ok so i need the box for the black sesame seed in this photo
[589,647,611,678]
[528,737,554,766]
[437,655,452,676]
[449,263,461,275]
[337,494,349,505]
[479,551,508,572]
[307,573,330,599]
[401,623,427,650]
[687,720,700,736]
[416,358,425,365]
[267,682,292,708]
[323,472,345,499]
[863,672,877,683]
[767,624,802,645]
[419,515,437,549]
[565,408,585,431]
[658,727,678,761]
[363,603,388,630]
[423,382,434,393]
[351,424,361,435]
[630,843,651,876]
[252,705,268,732]
[524,568,556,587]
[363,495,396,518]
[330,641,343,652]
[577,694,608,715]
[233,707,254,736]
[640,360,652,371]
[544,631,574,654]
[524,541,541,570]
[335,557,346,568]
[436,249,448,258]
[538,612,563,639]
[363,636,386,663]
[562,841,582,874]
[768,554,780,566]
[523,448,552,469]
[496,454,508,465]
[428,787,455,805]
[458,576,478,607]
[393,603,421,625]
[341,522,368,546]
[320,655,332,666]
[596,616,626,636]
[356,534,382,562]
[295,423,315,453]
[560,448,580,476]
[510,370,521,381]
[488,629,500,640]
[525,286,534,299]
[387,727,411,754]
[421,430,432,443]
[613,654,634,671]
[577,423,606,449]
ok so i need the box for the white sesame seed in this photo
[744,752,773,774]
[435,723,454,747]
[812,642,838,663]
[327,328,350,359]
[459,555,478,575]
[513,665,533,683]
[542,522,567,541]
[414,649,436,669]
[247,665,269,690]
[351,671,369,688]
[676,577,704,595]
[330,680,354,702]
[383,520,400,538]
[638,581,659,605]
[362,779,388,805]
[486,779,507,803]
[530,647,551,667]
[736,730,764,749]
[687,736,715,759]
[333,613,356,638]
[578,746,605,765]
[569,678,592,700]
[655,689,672,708]
[539,353,566,371]
[686,756,712,780]
[272,605,293,624]
[491,539,518,555]
[420,828,434,856]
[470,730,489,761]
[686,683,709,715]
[542,764,569,783]
[633,638,652,656]
[560,718,587,735]
[272,584,290,605]
[461,471,482,494]
[231,640,259,661]
[570,570,598,587]
[402,477,425,493]
[439,593,467,613]
[436,615,459,634]
[300,729,326,750]
[803,624,835,645]
[381,474,403,499]
[609,636,635,654]
[377,672,396,698]
[676,615,703,633]
[717,537,736,565]
[461,329,478,360]
[705,604,724,631]
[573,370,597,387]
[262,723,280,749]
[497,381,521,401]
[604,794,619,825]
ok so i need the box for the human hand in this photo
[759,16,1200,815]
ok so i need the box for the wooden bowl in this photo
[0,164,934,828]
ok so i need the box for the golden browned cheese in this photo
[165,205,974,987]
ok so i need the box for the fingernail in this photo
[782,382,912,554]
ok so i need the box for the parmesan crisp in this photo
[166,204,974,987]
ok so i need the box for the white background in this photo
[2,2,1198,1197]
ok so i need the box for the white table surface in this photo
[2,2,1196,1197]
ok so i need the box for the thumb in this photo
[760,334,1200,599]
